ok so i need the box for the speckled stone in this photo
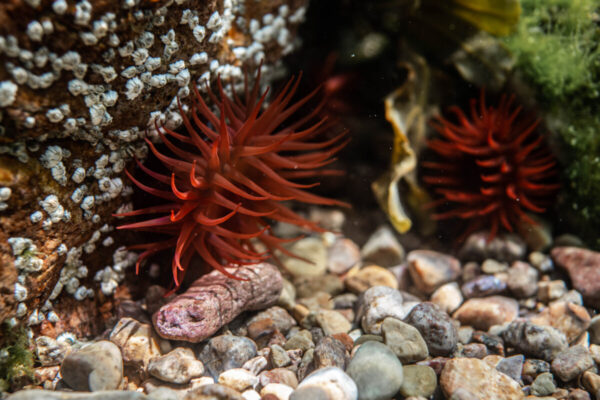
[530,301,591,343]
[552,246,600,308]
[198,335,257,379]
[501,321,568,361]
[440,358,523,400]
[404,302,458,357]
[184,383,244,400]
[313,336,349,370]
[356,286,409,334]
[507,261,538,298]
[551,345,595,382]
[461,275,507,299]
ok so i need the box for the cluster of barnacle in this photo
[0,0,309,329]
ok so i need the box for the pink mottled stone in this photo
[552,246,600,308]
[153,263,283,343]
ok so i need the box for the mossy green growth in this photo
[0,323,35,389]
[503,0,600,247]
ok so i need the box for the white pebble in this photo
[0,81,18,107]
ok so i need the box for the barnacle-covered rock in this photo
[0,0,308,333]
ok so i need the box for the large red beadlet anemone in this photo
[422,92,559,240]
[117,70,349,289]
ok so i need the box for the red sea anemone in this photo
[117,69,349,290]
[422,91,559,241]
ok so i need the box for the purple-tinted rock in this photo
[551,345,594,382]
[198,335,257,379]
[552,247,600,308]
[153,263,282,342]
[404,302,458,357]
[461,275,506,298]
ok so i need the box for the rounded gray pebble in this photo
[346,341,403,400]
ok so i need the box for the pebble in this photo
[582,371,600,397]
[537,280,568,303]
[284,330,314,352]
[184,383,244,400]
[529,251,554,272]
[7,391,147,399]
[261,383,294,400]
[440,357,523,400]
[522,359,550,382]
[316,309,352,336]
[313,336,349,370]
[355,286,409,334]
[292,367,358,400]
[270,344,292,368]
[295,275,344,298]
[551,345,594,382]
[60,340,123,391]
[147,347,204,384]
[247,307,297,336]
[404,302,458,356]
[241,389,261,400]
[398,365,437,398]
[461,343,487,359]
[453,296,518,331]
[381,317,429,363]
[461,275,507,298]
[496,355,524,383]
[530,301,591,343]
[481,259,508,274]
[459,232,526,262]
[109,317,165,370]
[259,368,299,389]
[501,321,568,361]
[360,225,405,267]
[507,261,538,298]
[35,336,73,366]
[345,265,398,293]
[218,368,259,392]
[242,355,268,377]
[590,316,600,345]
[552,246,600,308]
[430,282,463,314]
[198,335,258,379]
[278,279,297,310]
[531,372,556,396]
[407,250,461,294]
[283,237,328,278]
[346,341,404,400]
[327,237,361,274]
[569,388,592,400]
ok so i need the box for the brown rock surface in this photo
[0,0,308,332]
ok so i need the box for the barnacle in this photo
[117,69,349,289]
[422,91,559,241]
